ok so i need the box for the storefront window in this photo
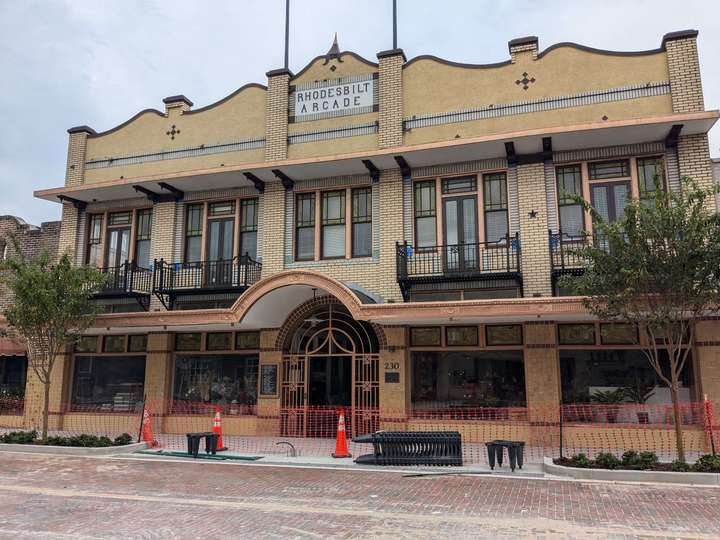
[411,351,525,409]
[560,349,694,405]
[172,355,258,413]
[410,327,441,347]
[71,356,145,411]
[0,356,27,399]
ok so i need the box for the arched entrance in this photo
[280,301,380,437]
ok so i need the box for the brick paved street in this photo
[0,452,718,539]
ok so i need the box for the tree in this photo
[565,177,720,462]
[1,243,106,439]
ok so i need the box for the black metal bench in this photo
[186,432,219,458]
[485,439,525,471]
[352,431,463,466]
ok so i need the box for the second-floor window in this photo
[295,187,372,261]
[556,165,584,237]
[637,157,665,201]
[183,198,258,264]
[483,173,508,243]
[85,209,153,269]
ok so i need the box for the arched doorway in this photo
[280,302,380,437]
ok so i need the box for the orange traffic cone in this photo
[212,407,228,451]
[332,408,352,458]
[140,406,159,448]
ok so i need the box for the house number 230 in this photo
[384,362,400,370]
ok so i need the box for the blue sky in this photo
[1,0,718,225]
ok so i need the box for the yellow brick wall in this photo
[265,71,290,161]
[677,134,715,211]
[516,162,552,297]
[377,51,404,149]
[665,35,704,113]
[259,182,286,278]
[57,204,79,260]
[65,131,88,187]
[523,323,560,426]
[144,333,173,412]
[23,350,71,430]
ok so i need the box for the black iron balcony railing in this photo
[396,234,521,300]
[96,262,153,296]
[548,230,589,273]
[152,255,262,301]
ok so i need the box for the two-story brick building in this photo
[15,30,720,449]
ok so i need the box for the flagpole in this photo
[284,0,290,69]
[392,0,397,49]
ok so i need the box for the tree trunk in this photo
[42,380,51,441]
[670,383,685,463]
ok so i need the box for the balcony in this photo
[549,230,588,293]
[93,262,153,311]
[152,256,262,310]
[396,234,522,301]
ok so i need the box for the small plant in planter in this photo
[591,388,626,423]
[568,453,592,468]
[623,379,656,424]
[594,452,622,470]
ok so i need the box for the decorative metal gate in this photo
[280,303,380,437]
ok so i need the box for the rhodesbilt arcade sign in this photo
[290,75,377,121]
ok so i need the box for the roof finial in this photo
[323,33,343,65]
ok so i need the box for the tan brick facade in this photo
[377,50,405,149]
[264,69,290,161]
[664,32,704,113]
[516,162,552,297]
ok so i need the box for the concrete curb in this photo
[543,457,720,486]
[0,442,148,456]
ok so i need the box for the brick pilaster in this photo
[376,49,405,149]
[677,134,715,211]
[149,201,177,311]
[259,182,286,278]
[65,126,93,187]
[377,169,404,301]
[23,348,71,431]
[56,204,79,261]
[663,30,704,113]
[265,69,291,161]
[144,332,173,414]
[523,322,560,426]
[508,36,539,63]
[516,162,552,297]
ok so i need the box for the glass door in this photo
[591,182,630,250]
[105,228,130,289]
[206,218,234,287]
[443,196,478,272]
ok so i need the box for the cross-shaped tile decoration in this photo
[515,72,536,90]
[166,125,181,140]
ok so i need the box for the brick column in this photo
[677,134,715,211]
[65,126,93,187]
[379,326,408,430]
[149,201,177,310]
[255,329,282,436]
[259,182,286,278]
[376,49,405,149]
[144,333,174,415]
[508,36,538,64]
[265,68,291,161]
[377,169,404,301]
[23,348,72,431]
[694,320,720,402]
[56,204,79,261]
[516,162,552,297]
[523,322,560,424]
[663,30,703,113]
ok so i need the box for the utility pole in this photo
[392,0,397,49]
[284,0,290,69]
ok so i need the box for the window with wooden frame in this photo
[294,187,373,261]
[588,159,631,225]
[636,156,666,201]
[321,190,345,259]
[183,198,258,263]
[86,214,103,266]
[184,204,203,263]
[483,172,509,243]
[295,193,316,261]
[555,165,584,237]
[413,180,437,249]
[134,209,152,268]
[351,187,372,257]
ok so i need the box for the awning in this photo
[35,111,719,204]
[0,336,26,357]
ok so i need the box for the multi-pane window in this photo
[352,188,372,258]
[414,181,437,248]
[184,204,203,263]
[321,191,346,259]
[239,198,258,260]
[295,193,316,261]
[483,172,508,243]
[637,157,665,199]
[588,160,629,180]
[556,165,584,236]
[441,176,476,194]
[86,214,103,266]
[134,209,152,268]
